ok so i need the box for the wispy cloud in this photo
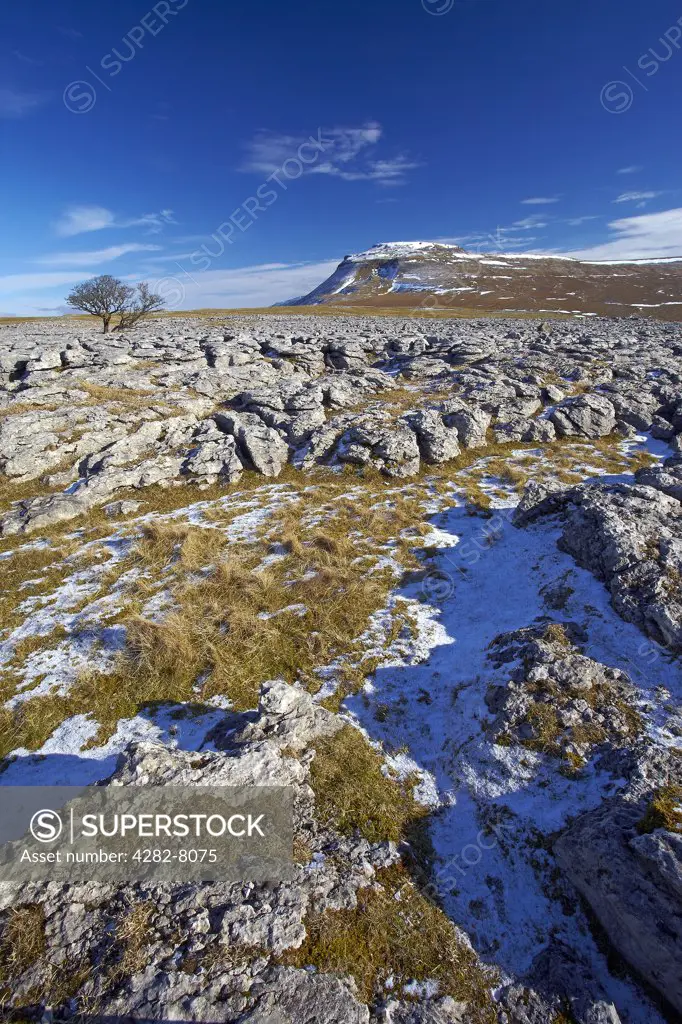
[12,51,43,67]
[565,215,599,226]
[57,26,83,40]
[148,260,340,310]
[513,215,548,230]
[520,196,560,205]
[443,228,540,252]
[613,191,662,204]
[617,165,641,175]
[309,154,421,186]
[54,205,175,237]
[567,207,682,261]
[124,210,176,233]
[0,271,87,295]
[241,122,420,187]
[0,88,48,118]
[36,244,163,267]
[54,206,115,236]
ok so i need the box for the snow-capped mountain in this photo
[291,241,682,318]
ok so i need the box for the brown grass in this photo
[637,785,682,835]
[0,430,658,759]
[0,484,425,754]
[108,902,156,980]
[281,864,496,1017]
[309,726,427,845]
[0,906,45,980]
[0,904,90,1018]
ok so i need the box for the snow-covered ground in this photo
[342,498,679,1021]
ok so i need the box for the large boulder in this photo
[338,417,421,477]
[515,479,682,652]
[183,434,244,484]
[406,409,460,464]
[554,798,682,1015]
[493,416,556,444]
[635,457,682,502]
[214,411,290,477]
[440,399,491,448]
[550,394,617,439]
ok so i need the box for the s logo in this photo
[30,809,63,843]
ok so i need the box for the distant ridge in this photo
[289,241,682,319]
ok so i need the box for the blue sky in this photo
[1,0,681,314]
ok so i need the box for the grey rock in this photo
[241,966,370,1023]
[513,479,570,527]
[375,996,469,1023]
[440,399,491,448]
[550,393,617,439]
[215,411,289,477]
[635,458,682,502]
[103,499,144,517]
[493,416,556,444]
[183,433,244,483]
[407,409,461,464]
[555,799,682,1015]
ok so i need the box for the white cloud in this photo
[241,122,420,187]
[309,155,421,186]
[142,251,198,263]
[54,205,175,237]
[36,244,163,267]
[124,210,176,233]
[520,196,560,205]
[513,215,548,230]
[148,260,340,310]
[567,207,682,261]
[437,228,539,252]
[0,88,47,118]
[613,191,662,204]
[617,166,641,174]
[0,271,87,296]
[54,206,116,236]
[242,123,381,174]
[566,215,599,226]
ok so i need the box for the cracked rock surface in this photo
[2,312,681,536]
[1,312,682,1024]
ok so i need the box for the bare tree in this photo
[116,281,166,330]
[66,276,166,333]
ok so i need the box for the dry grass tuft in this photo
[75,382,158,408]
[637,785,682,835]
[0,905,45,979]
[282,864,496,1017]
[109,901,156,980]
[309,725,427,844]
[0,484,422,754]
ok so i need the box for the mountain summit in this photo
[292,241,682,319]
